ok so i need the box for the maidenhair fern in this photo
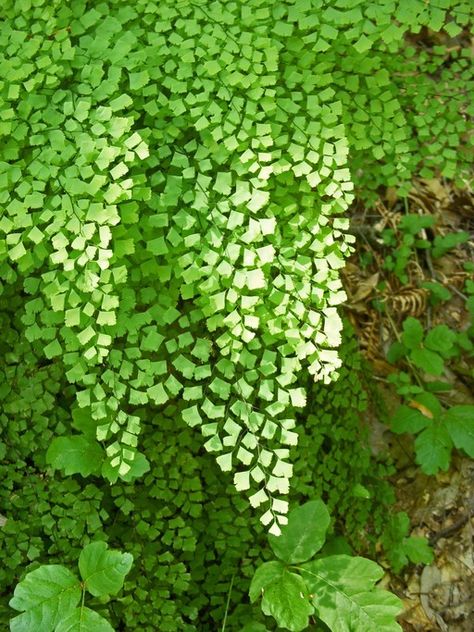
[1,0,472,534]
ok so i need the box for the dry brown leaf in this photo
[422,178,449,204]
[370,358,398,377]
[351,272,380,303]
[388,287,428,318]
[408,400,434,419]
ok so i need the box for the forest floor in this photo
[346,179,474,631]
[391,453,473,631]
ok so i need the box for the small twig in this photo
[424,245,436,281]
[429,508,474,546]
[445,282,468,301]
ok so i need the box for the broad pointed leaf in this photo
[414,424,452,475]
[54,607,114,632]
[79,542,133,597]
[268,500,330,563]
[301,555,402,632]
[261,570,314,632]
[9,565,81,632]
[443,405,474,458]
[391,405,430,435]
[411,349,444,376]
[249,561,285,603]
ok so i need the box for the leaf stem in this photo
[221,571,236,632]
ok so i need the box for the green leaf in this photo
[44,339,63,359]
[467,296,474,317]
[411,348,444,376]
[240,624,269,632]
[261,570,314,632]
[54,607,114,632]
[402,537,434,567]
[399,214,435,235]
[432,232,469,258]
[401,318,423,350]
[391,405,430,435]
[46,436,103,477]
[9,565,81,632]
[78,542,133,597]
[301,556,403,632]
[129,70,149,91]
[386,341,406,364]
[320,536,353,557]
[249,561,285,603]
[352,483,371,499]
[101,451,150,484]
[424,325,455,356]
[268,500,330,564]
[110,94,133,111]
[382,512,433,572]
[444,405,474,458]
[422,281,452,305]
[120,451,150,481]
[444,21,462,38]
[414,425,452,475]
[354,35,372,54]
[414,392,443,417]
[147,382,169,405]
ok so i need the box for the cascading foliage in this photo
[1,0,472,535]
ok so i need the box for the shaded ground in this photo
[390,455,474,631]
[345,179,474,631]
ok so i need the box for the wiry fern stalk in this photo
[1,0,472,533]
